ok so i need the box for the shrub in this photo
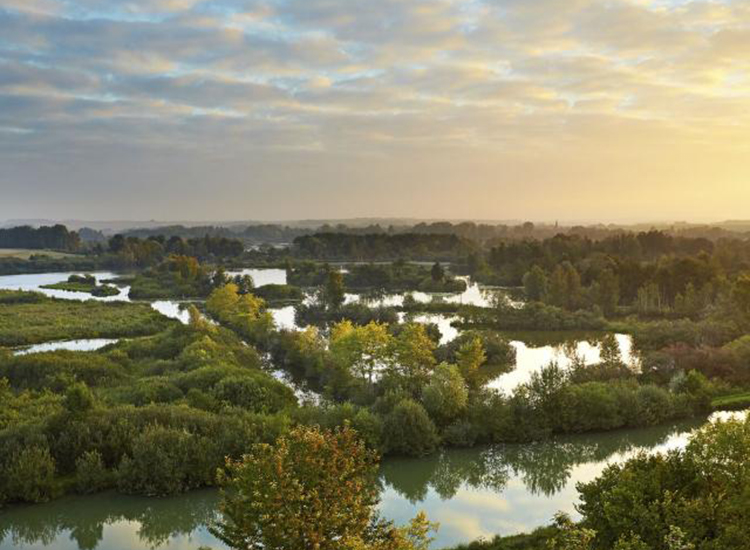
[117,424,217,496]
[384,399,439,457]
[3,445,57,503]
[635,385,673,426]
[422,364,468,426]
[211,374,296,414]
[75,450,111,494]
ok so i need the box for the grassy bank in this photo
[0,290,174,346]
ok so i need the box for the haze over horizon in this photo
[2,0,749,221]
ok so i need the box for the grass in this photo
[41,281,120,297]
[0,290,175,346]
[0,248,78,260]
[712,392,750,411]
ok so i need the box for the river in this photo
[0,412,743,550]
[0,269,652,549]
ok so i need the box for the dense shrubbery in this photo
[572,416,750,550]
[0,319,295,506]
[295,301,400,328]
[458,301,607,331]
[288,260,467,293]
[41,274,120,296]
[129,255,216,299]
[252,283,304,305]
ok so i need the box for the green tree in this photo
[325,270,346,310]
[523,266,549,302]
[594,269,620,317]
[390,323,437,391]
[598,334,622,366]
[384,399,440,457]
[211,425,436,550]
[422,363,468,426]
[330,321,393,384]
[4,445,57,503]
[431,262,445,282]
[455,336,487,389]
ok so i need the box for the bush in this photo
[75,450,111,494]
[117,424,217,496]
[384,399,439,457]
[635,385,673,426]
[3,445,57,503]
[422,364,468,426]
[211,374,296,414]
[442,420,477,447]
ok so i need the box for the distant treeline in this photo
[0,225,80,251]
[292,232,477,260]
[120,220,750,246]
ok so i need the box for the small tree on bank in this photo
[211,425,436,550]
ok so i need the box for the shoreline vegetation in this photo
[3,223,750,549]
[41,274,120,297]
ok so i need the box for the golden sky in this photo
[1,0,748,222]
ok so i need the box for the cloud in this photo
[1,0,749,220]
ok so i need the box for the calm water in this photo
[226,268,287,287]
[0,272,212,325]
[0,272,130,302]
[487,334,636,394]
[3,413,743,550]
[13,339,119,356]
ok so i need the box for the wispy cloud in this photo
[1,0,749,221]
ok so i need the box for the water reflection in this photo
[0,272,130,302]
[225,269,286,287]
[1,417,725,550]
[150,301,192,324]
[0,490,223,550]
[379,417,710,547]
[487,333,636,395]
[380,418,702,504]
[13,339,119,356]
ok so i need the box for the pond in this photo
[487,333,636,395]
[0,272,209,326]
[344,278,515,310]
[13,339,119,356]
[1,412,742,550]
[0,272,130,302]
[226,268,287,287]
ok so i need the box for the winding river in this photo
[0,412,742,550]
[0,269,684,550]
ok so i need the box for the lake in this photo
[1,412,741,550]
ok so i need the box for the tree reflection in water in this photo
[379,416,704,502]
[0,419,706,550]
[0,489,220,550]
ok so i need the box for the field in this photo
[0,248,78,260]
[712,392,750,411]
[0,290,174,346]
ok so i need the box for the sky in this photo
[0,0,749,223]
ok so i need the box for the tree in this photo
[211,425,436,550]
[455,336,487,389]
[523,266,548,302]
[390,323,437,392]
[384,399,439,457]
[594,269,620,317]
[577,417,750,549]
[324,270,346,310]
[431,262,445,282]
[422,364,468,426]
[598,334,622,366]
[330,321,393,384]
